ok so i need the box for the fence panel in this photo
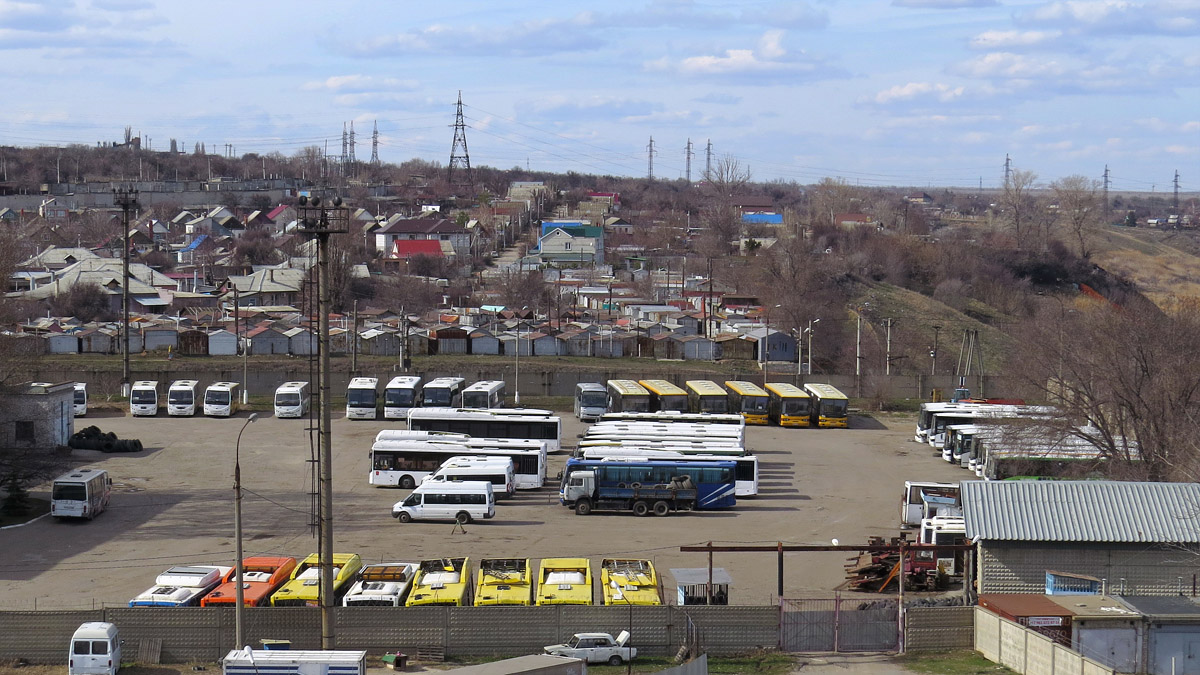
[780,599,835,652]
[837,600,898,652]
[906,606,974,652]
[0,610,102,663]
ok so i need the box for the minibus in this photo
[423,456,516,497]
[274,381,310,418]
[392,480,495,524]
[51,468,111,520]
[167,380,199,416]
[130,380,160,416]
[69,621,121,675]
[574,382,608,422]
[346,377,379,420]
[73,382,88,417]
[203,381,240,417]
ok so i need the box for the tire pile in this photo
[69,426,144,453]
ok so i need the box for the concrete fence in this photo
[974,606,1114,675]
[905,606,975,652]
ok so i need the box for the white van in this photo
[274,381,311,418]
[129,380,159,416]
[392,480,495,524]
[574,382,608,422]
[51,468,111,520]
[73,382,88,417]
[167,380,199,416]
[69,621,121,675]
[203,381,240,417]
[423,456,515,497]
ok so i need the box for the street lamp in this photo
[761,304,780,386]
[234,412,258,648]
[806,318,820,376]
[514,307,528,405]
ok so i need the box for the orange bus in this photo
[201,556,297,607]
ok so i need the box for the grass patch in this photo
[899,650,1014,675]
[0,497,50,528]
[441,652,794,675]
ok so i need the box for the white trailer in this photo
[221,648,366,675]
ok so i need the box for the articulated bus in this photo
[804,383,849,428]
[724,381,770,425]
[686,380,729,414]
[462,380,506,409]
[560,458,737,509]
[383,376,422,419]
[346,377,379,420]
[765,382,811,427]
[370,439,547,490]
[579,448,759,497]
[638,379,688,412]
[422,377,465,408]
[407,408,561,452]
[606,379,650,413]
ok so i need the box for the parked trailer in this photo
[221,648,366,675]
[561,470,697,516]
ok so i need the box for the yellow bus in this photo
[724,381,770,426]
[638,379,688,412]
[600,559,661,605]
[407,558,472,606]
[765,382,812,428]
[606,380,650,413]
[475,558,533,606]
[535,558,593,605]
[804,383,850,428]
[270,553,363,606]
[685,380,729,414]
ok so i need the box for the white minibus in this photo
[51,468,111,520]
[203,381,241,417]
[383,376,422,419]
[166,380,199,416]
[421,377,465,408]
[423,456,515,497]
[574,382,608,422]
[274,381,311,418]
[73,382,88,417]
[462,380,506,409]
[391,480,495,524]
[130,380,160,416]
[346,377,379,420]
[69,621,121,675]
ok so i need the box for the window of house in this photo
[14,421,34,443]
[564,242,572,250]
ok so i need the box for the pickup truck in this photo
[544,630,636,665]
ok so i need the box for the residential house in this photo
[373,217,472,258]
[224,267,306,307]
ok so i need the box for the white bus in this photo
[384,376,422,419]
[129,565,232,607]
[370,439,546,490]
[130,380,160,416]
[392,481,495,524]
[421,377,466,408]
[51,468,111,520]
[462,380,506,409]
[346,377,379,420]
[167,380,199,416]
[274,381,310,418]
[574,383,608,422]
[599,411,747,427]
[580,448,760,497]
[203,382,241,417]
[73,382,88,417]
[586,422,745,443]
[578,438,745,452]
[423,456,516,497]
[407,408,562,453]
[342,563,418,607]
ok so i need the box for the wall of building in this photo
[0,383,74,448]
[975,606,1114,675]
[978,542,1200,596]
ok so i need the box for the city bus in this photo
[585,422,745,444]
[370,439,546,490]
[203,381,240,417]
[560,457,737,509]
[606,379,650,413]
[580,448,759,497]
[270,553,363,606]
[462,380,506,409]
[383,376,422,419]
[723,381,770,425]
[914,402,980,443]
[574,382,609,422]
[421,377,465,408]
[407,558,472,607]
[577,438,745,453]
[639,379,688,412]
[407,408,561,452]
[686,380,729,414]
[600,411,746,427]
[804,383,850,428]
[765,382,811,427]
[273,381,310,418]
[346,377,379,420]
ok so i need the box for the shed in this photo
[1118,595,1200,675]
[1046,595,1142,673]
[560,330,592,357]
[207,329,238,356]
[978,594,1073,645]
[246,326,289,355]
[679,334,717,361]
[714,333,753,361]
[469,329,501,356]
[284,327,316,356]
[592,332,626,358]
[670,567,732,606]
[78,328,115,354]
[433,326,469,355]
[359,328,400,356]
[45,333,79,354]
[529,331,559,356]
[177,329,209,356]
[0,382,74,449]
[406,329,430,357]
[142,326,179,352]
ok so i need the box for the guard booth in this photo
[671,568,731,605]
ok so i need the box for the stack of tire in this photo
[69,426,143,453]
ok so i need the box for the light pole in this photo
[233,412,258,648]
[514,307,527,405]
[806,318,820,376]
[114,188,138,398]
[761,304,780,386]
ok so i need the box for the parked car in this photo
[544,631,635,665]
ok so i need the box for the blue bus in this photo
[559,458,737,509]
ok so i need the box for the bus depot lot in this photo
[0,412,964,607]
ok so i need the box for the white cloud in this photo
[970,29,1062,49]
[871,82,965,104]
[350,13,602,57]
[893,0,997,7]
[303,75,418,93]
[1019,0,1200,36]
[649,30,836,82]
[953,52,1068,79]
[1164,144,1195,154]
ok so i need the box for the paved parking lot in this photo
[0,410,966,607]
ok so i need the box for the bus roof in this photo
[576,382,606,392]
[803,383,848,400]
[424,377,465,387]
[464,380,505,391]
[724,381,769,397]
[385,376,421,388]
[765,382,809,398]
[348,377,378,388]
[608,379,649,396]
[277,381,309,390]
[408,409,559,423]
[132,380,158,388]
[685,380,726,396]
[207,381,239,391]
[639,379,687,396]
[169,380,199,389]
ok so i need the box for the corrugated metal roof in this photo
[961,480,1200,543]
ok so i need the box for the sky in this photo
[1,0,1198,191]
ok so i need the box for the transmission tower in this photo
[348,122,356,165]
[1003,153,1012,188]
[371,120,379,164]
[1103,165,1110,209]
[685,139,693,183]
[448,91,473,186]
[341,123,348,164]
[1174,170,1180,210]
[647,136,656,180]
[705,139,713,179]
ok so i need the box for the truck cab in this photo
[545,631,635,666]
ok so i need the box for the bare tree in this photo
[703,154,751,199]
[1051,175,1102,258]
[998,169,1038,250]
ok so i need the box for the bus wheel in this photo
[456,511,472,525]
[653,501,670,517]
[399,475,416,489]
[397,512,412,523]
[575,500,592,516]
[632,501,650,517]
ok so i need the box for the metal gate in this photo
[780,596,899,653]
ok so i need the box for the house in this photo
[0,382,74,449]
[373,217,472,258]
[604,216,633,235]
[224,268,306,307]
[834,213,880,228]
[537,228,601,267]
[961,480,1200,596]
[19,258,176,315]
[389,239,454,262]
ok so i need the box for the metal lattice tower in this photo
[685,139,693,183]
[647,136,656,180]
[1103,165,1110,209]
[448,91,473,186]
[1003,153,1012,188]
[705,139,713,179]
[348,122,356,164]
[341,123,348,164]
[371,120,379,164]
[1174,170,1180,210]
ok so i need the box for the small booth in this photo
[978,594,1074,645]
[670,568,731,606]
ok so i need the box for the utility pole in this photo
[931,325,942,378]
[1003,154,1012,189]
[350,299,358,377]
[371,120,379,164]
[647,137,656,180]
[297,194,349,650]
[1173,170,1180,211]
[114,188,138,398]
[855,309,863,398]
[884,318,894,376]
[685,139,693,183]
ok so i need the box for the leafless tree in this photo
[1051,175,1102,258]
[998,169,1039,249]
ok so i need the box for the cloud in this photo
[0,0,77,31]
[869,82,966,104]
[693,93,743,105]
[302,75,418,94]
[893,0,997,7]
[349,13,603,57]
[1018,0,1200,36]
[953,51,1069,79]
[527,96,662,121]
[648,30,839,82]
[970,29,1062,49]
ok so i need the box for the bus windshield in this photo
[131,390,156,404]
[276,393,300,406]
[697,397,726,413]
[580,392,607,407]
[424,389,452,406]
[168,391,192,404]
[52,483,87,500]
[205,391,230,405]
[348,390,376,406]
[782,399,810,416]
[74,391,86,404]
[741,396,768,413]
[386,389,415,406]
[823,399,848,416]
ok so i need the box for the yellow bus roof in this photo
[475,558,531,606]
[685,380,726,396]
[536,558,592,605]
[639,379,687,396]
[804,383,849,400]
[601,559,661,606]
[271,553,362,605]
[765,382,810,398]
[608,380,649,396]
[724,380,769,397]
[407,558,471,606]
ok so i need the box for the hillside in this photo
[1091,226,1200,308]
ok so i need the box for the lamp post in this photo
[514,307,527,405]
[233,412,258,648]
[761,304,780,386]
[806,318,820,376]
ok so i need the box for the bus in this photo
[346,377,379,420]
[407,408,561,452]
[423,456,516,498]
[639,379,688,412]
[574,383,609,422]
[342,563,418,607]
[476,558,533,606]
[462,380,506,409]
[407,558,472,606]
[584,423,745,445]
[804,383,849,428]
[370,439,546,490]
[129,565,232,607]
[580,448,759,497]
[130,380,160,416]
[560,458,737,509]
[578,439,745,453]
[606,379,650,413]
[167,380,198,416]
[270,553,363,606]
[274,381,310,418]
[203,381,240,417]
[73,382,88,417]
[914,402,980,443]
[422,377,465,407]
[50,468,110,520]
[535,558,593,605]
[383,376,422,419]
[601,559,661,605]
[600,411,747,427]
[765,382,811,427]
[686,380,729,414]
[724,381,769,425]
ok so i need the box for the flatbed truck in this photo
[561,470,697,516]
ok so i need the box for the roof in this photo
[181,235,209,252]
[391,240,446,258]
[670,568,732,585]
[961,480,1200,543]
[1044,595,1140,619]
[375,217,463,235]
[1117,595,1200,619]
[978,594,1074,618]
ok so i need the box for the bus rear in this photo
[686,380,729,414]
[51,469,110,520]
[639,379,688,412]
[606,380,650,413]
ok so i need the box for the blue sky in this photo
[1,0,1198,190]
